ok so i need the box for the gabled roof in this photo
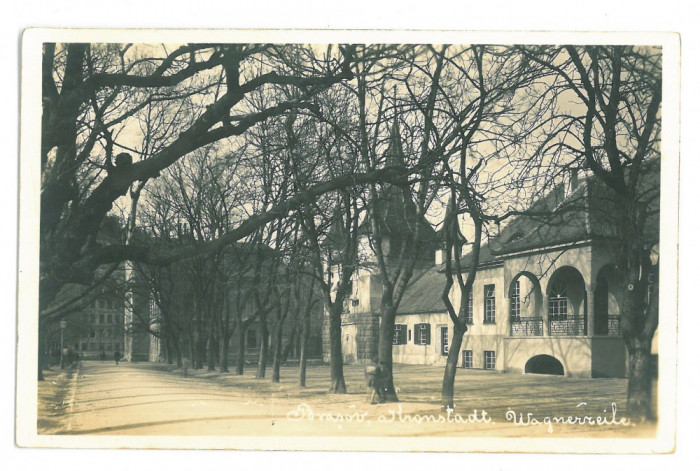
[396,266,448,314]
[490,159,660,257]
[393,160,660,316]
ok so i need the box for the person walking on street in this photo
[114,349,121,365]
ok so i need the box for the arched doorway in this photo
[508,272,543,336]
[546,266,587,336]
[525,354,565,375]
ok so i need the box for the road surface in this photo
[40,361,656,439]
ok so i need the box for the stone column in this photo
[586,290,596,336]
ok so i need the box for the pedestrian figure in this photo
[113,349,120,365]
[365,357,386,404]
[182,357,191,377]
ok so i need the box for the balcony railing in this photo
[593,315,622,336]
[510,316,621,337]
[607,315,621,335]
[549,317,587,336]
[510,317,544,336]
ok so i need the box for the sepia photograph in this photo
[15,29,680,453]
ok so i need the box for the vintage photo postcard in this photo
[16,29,680,453]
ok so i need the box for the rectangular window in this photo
[413,323,431,345]
[462,350,473,368]
[484,284,496,323]
[351,299,359,307]
[393,324,408,345]
[484,350,496,370]
[440,326,449,356]
[466,289,473,324]
[549,296,568,321]
[510,280,521,320]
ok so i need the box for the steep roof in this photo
[359,115,437,246]
[396,266,448,314]
[491,159,660,256]
[395,160,661,314]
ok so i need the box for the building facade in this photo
[322,131,659,379]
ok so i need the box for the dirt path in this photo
[38,361,657,439]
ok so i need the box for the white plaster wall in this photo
[392,313,450,365]
[503,337,593,377]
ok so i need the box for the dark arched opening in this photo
[524,354,565,375]
[508,271,544,336]
[546,266,587,336]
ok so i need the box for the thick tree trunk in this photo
[377,307,399,402]
[328,303,347,393]
[281,324,296,362]
[206,324,216,371]
[441,324,467,409]
[298,330,308,387]
[220,331,230,373]
[166,333,176,365]
[192,325,201,369]
[256,322,269,379]
[271,321,284,383]
[235,327,246,375]
[175,341,182,368]
[619,261,658,422]
[298,311,310,387]
[627,344,654,422]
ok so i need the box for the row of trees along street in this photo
[39,43,661,421]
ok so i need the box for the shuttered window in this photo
[413,323,431,345]
[393,324,408,345]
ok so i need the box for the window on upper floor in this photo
[548,278,568,321]
[484,284,496,324]
[466,289,473,324]
[510,280,521,320]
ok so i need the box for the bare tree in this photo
[513,45,661,421]
[38,43,356,379]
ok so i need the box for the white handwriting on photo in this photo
[285,402,630,433]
